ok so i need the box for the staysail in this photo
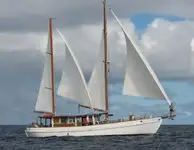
[35,32,53,114]
[56,28,93,109]
[109,7,172,106]
[87,32,106,111]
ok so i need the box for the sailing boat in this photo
[25,0,175,137]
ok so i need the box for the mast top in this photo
[49,17,56,20]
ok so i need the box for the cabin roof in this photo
[38,112,113,118]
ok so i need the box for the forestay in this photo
[56,28,93,109]
[109,8,172,106]
[87,32,106,111]
[35,32,53,114]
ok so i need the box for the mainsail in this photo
[87,32,106,111]
[56,29,93,109]
[35,31,53,114]
[109,7,172,106]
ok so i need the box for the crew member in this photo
[83,118,88,126]
[169,103,175,120]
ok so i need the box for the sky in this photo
[1,0,194,125]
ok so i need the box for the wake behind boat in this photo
[25,0,175,138]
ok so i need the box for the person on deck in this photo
[83,118,88,126]
[169,103,175,120]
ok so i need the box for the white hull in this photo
[25,117,162,137]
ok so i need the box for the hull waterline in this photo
[25,117,162,137]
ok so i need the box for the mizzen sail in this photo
[87,32,106,111]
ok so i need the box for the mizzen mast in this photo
[103,0,109,120]
[49,18,56,116]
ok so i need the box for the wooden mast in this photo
[103,0,109,120]
[49,18,55,116]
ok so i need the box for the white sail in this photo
[109,8,171,105]
[35,33,53,114]
[87,32,106,111]
[56,29,93,109]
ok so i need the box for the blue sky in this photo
[0,13,193,125]
[131,13,186,31]
[131,13,187,39]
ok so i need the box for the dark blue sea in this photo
[0,125,193,150]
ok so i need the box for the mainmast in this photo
[103,0,109,120]
[49,18,56,116]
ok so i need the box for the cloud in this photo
[1,0,194,32]
[1,0,194,79]
[2,16,194,80]
[0,19,135,80]
[140,19,194,79]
